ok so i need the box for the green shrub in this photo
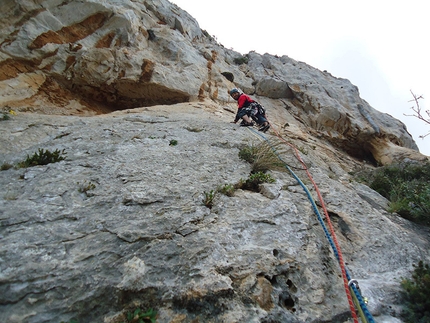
[401,261,430,323]
[365,162,430,225]
[122,308,157,323]
[233,55,249,65]
[17,148,67,168]
[169,139,178,146]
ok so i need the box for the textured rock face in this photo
[1,1,430,322]
[1,0,206,110]
[0,0,428,164]
[1,104,430,323]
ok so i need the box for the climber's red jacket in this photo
[233,93,256,123]
[237,93,255,108]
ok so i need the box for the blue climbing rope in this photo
[247,127,375,323]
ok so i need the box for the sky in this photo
[172,0,429,156]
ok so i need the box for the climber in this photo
[229,88,270,132]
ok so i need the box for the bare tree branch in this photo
[404,90,429,138]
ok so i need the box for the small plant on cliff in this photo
[77,181,96,197]
[202,190,217,209]
[1,109,16,120]
[236,171,275,192]
[217,183,236,197]
[238,144,258,164]
[400,260,430,323]
[233,54,249,65]
[1,162,13,171]
[17,148,67,168]
[121,308,157,323]
[1,112,11,121]
[239,141,287,173]
[297,146,309,155]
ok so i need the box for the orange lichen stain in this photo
[29,12,109,49]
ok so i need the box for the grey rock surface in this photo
[1,0,429,322]
[1,103,429,323]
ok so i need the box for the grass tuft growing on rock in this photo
[202,190,217,209]
[17,148,67,168]
[217,183,235,197]
[238,140,287,173]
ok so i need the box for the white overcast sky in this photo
[173,0,429,156]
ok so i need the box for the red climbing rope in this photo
[267,122,360,323]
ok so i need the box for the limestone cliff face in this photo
[2,103,430,323]
[1,1,430,323]
[1,0,427,164]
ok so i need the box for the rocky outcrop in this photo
[0,0,428,165]
[0,0,206,110]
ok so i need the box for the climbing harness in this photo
[246,123,375,323]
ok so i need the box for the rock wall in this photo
[1,0,428,164]
[1,1,430,322]
[1,103,429,323]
